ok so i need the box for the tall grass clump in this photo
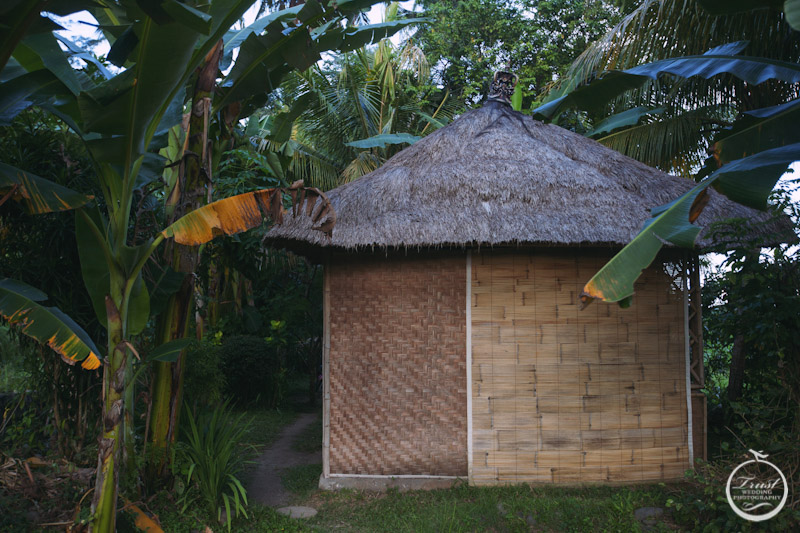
[177,401,252,531]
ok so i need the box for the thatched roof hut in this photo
[268,101,783,253]
[266,97,790,489]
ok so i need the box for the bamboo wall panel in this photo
[471,250,690,484]
[327,254,467,476]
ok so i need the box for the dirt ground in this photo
[245,412,320,507]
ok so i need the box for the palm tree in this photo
[252,35,457,189]
[545,0,800,175]
[535,1,800,403]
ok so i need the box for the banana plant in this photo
[0,0,422,530]
[532,39,800,307]
[145,1,422,480]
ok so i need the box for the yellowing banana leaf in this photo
[581,143,800,306]
[0,279,101,370]
[161,189,281,245]
[161,186,333,246]
[0,161,93,213]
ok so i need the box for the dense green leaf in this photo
[533,71,649,120]
[335,20,427,53]
[582,143,800,304]
[15,31,83,94]
[145,265,185,316]
[54,34,112,79]
[271,92,316,143]
[0,278,101,370]
[697,0,783,15]
[625,52,800,85]
[713,99,800,165]
[345,133,421,149]
[76,209,154,336]
[162,0,213,35]
[0,69,69,123]
[106,25,138,66]
[0,1,46,73]
[224,5,303,50]
[126,273,150,336]
[535,47,800,120]
[0,161,93,213]
[785,0,800,30]
[219,1,406,111]
[79,18,200,179]
[586,106,666,137]
[147,338,192,363]
[75,208,113,329]
[511,84,522,112]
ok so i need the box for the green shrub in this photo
[0,326,32,393]
[219,335,285,407]
[176,402,253,532]
[182,339,226,409]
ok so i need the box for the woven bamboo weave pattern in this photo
[471,250,690,484]
[328,254,467,476]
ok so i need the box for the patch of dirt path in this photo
[246,412,320,507]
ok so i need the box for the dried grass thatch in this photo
[267,101,792,253]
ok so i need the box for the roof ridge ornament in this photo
[487,70,518,106]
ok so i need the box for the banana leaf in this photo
[0,161,93,213]
[0,278,101,370]
[713,98,800,165]
[534,43,800,120]
[345,133,421,149]
[581,143,800,305]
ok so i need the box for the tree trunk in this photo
[727,252,757,402]
[728,333,745,401]
[148,41,223,479]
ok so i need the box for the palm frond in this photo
[596,104,733,174]
[341,151,381,182]
[567,0,798,84]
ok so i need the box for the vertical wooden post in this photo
[687,254,707,461]
[466,251,473,484]
[322,256,331,478]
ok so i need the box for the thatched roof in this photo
[266,101,792,253]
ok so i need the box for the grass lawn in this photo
[149,479,684,532]
[304,483,677,532]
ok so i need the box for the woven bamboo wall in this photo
[327,254,467,476]
[471,250,690,484]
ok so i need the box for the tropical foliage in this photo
[539,0,800,174]
[0,0,411,529]
[252,10,458,189]
[415,0,622,108]
[533,0,800,306]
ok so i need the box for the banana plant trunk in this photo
[91,286,126,532]
[148,42,222,479]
